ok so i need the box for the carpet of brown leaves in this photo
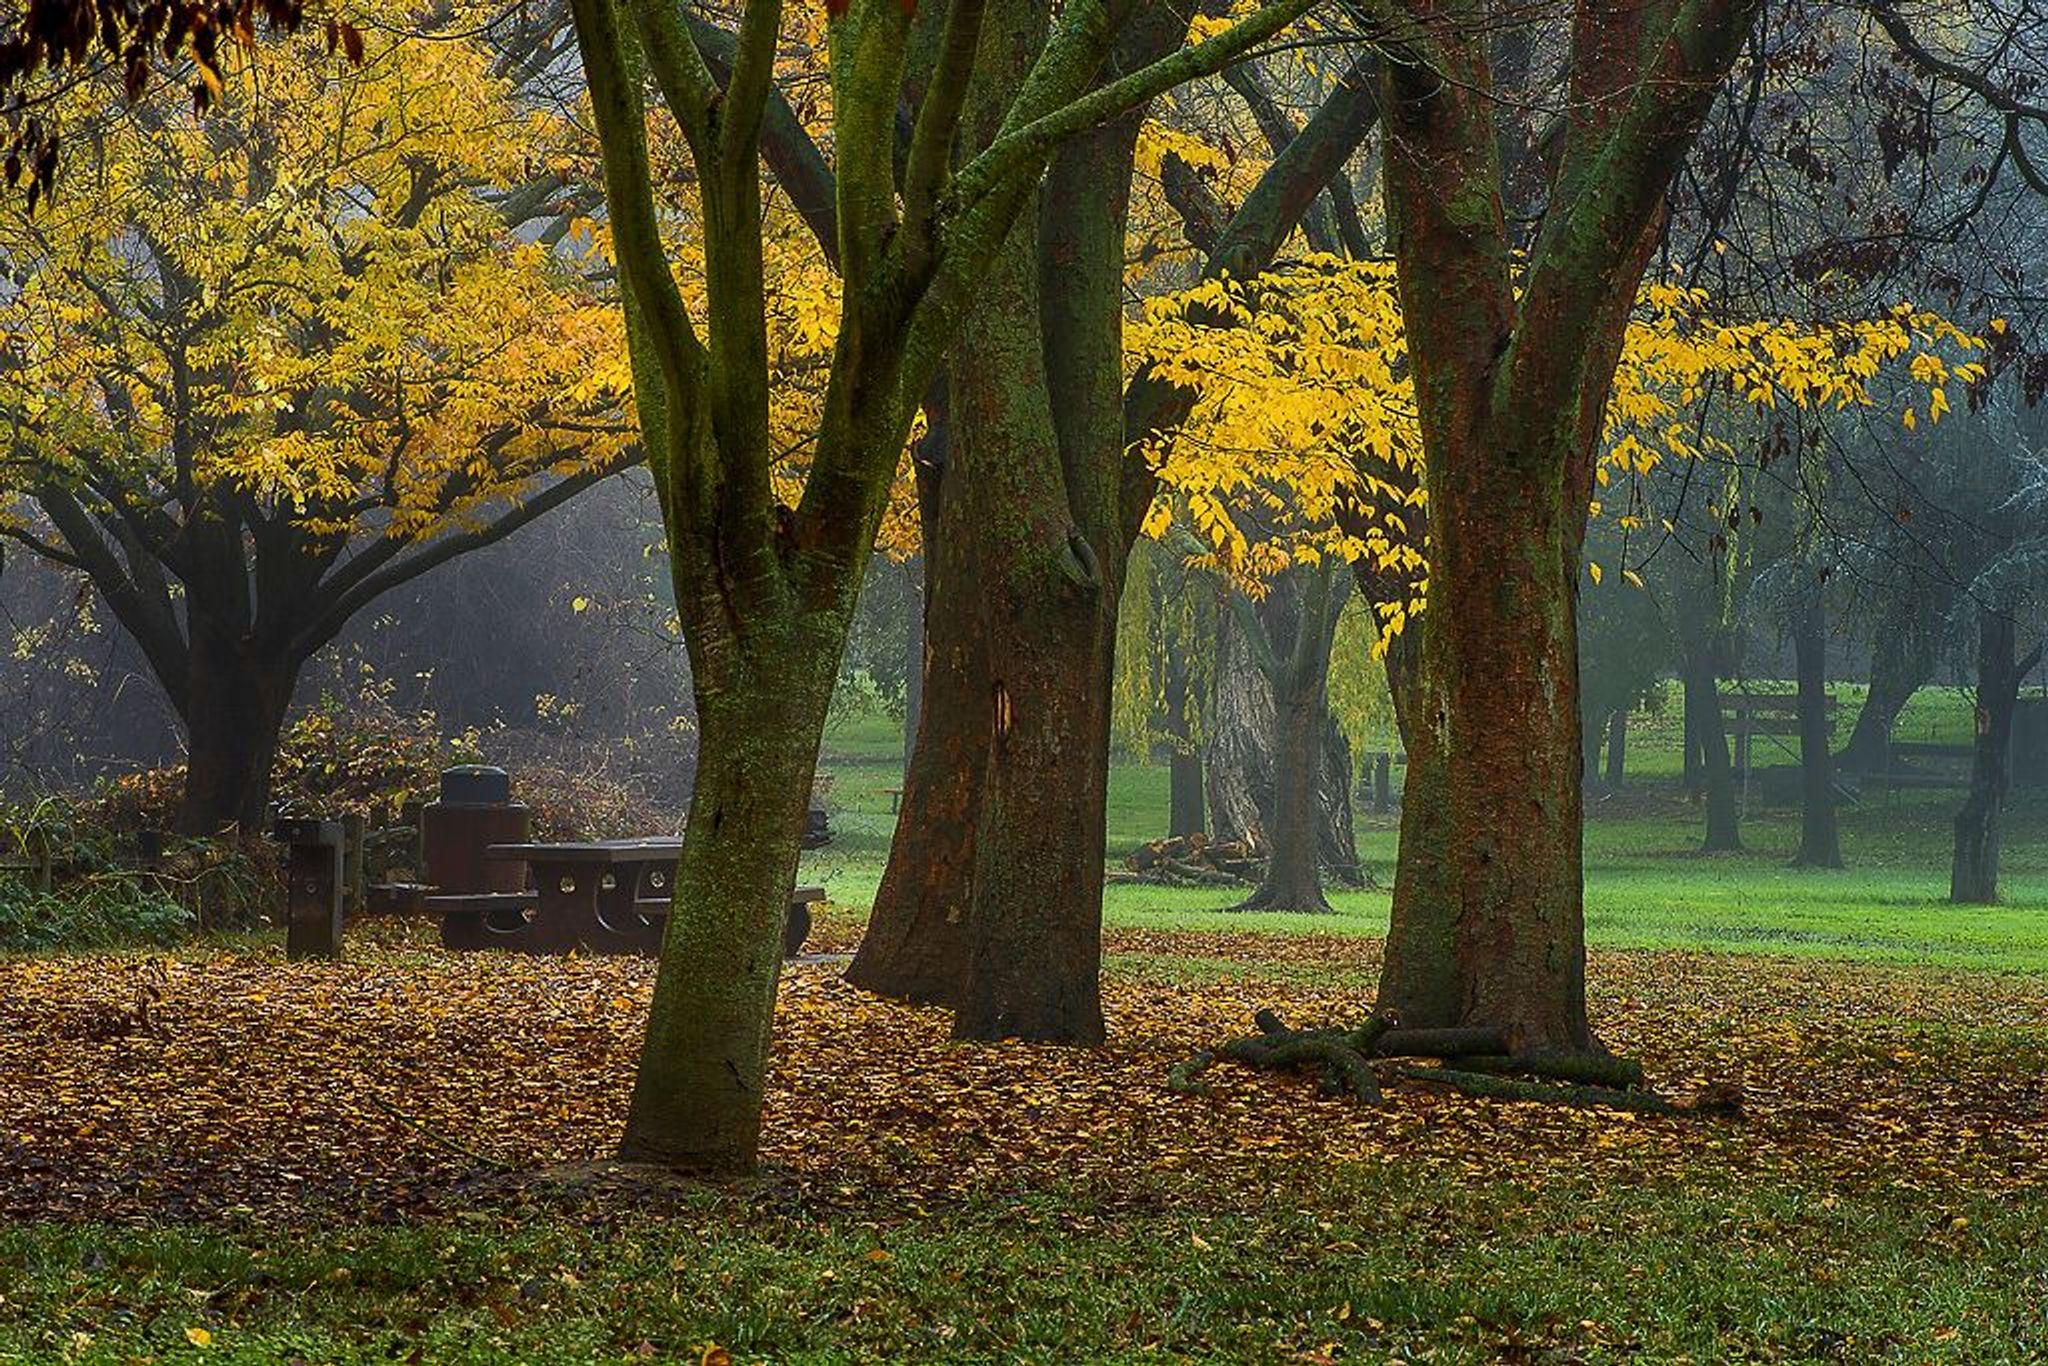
[4,926,2045,1223]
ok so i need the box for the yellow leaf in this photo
[571,596,590,613]
[1587,561,1603,585]
[185,1327,214,1349]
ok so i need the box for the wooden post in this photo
[341,810,368,919]
[275,818,344,961]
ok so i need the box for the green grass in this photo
[6,1170,2044,1364]
[811,696,2048,974]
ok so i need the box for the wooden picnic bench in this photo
[429,838,824,958]
[1720,693,1837,775]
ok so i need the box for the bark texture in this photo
[1838,603,1935,773]
[846,413,980,1007]
[1790,587,1844,869]
[1951,611,2040,904]
[1371,0,1759,1050]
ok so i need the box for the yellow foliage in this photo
[1129,256,1986,646]
[0,3,633,546]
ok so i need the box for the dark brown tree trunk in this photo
[846,416,981,1008]
[1377,412,1593,1049]
[948,148,1116,1046]
[1604,706,1627,788]
[1237,667,1334,912]
[177,618,294,836]
[1581,711,1606,788]
[1951,611,2037,904]
[1681,634,1742,852]
[1839,605,1932,773]
[853,9,1188,1037]
[1366,0,1757,1059]
[902,556,924,773]
[1791,586,1843,869]
[1681,669,1705,793]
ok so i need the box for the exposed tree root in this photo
[1445,1050,1647,1090]
[1400,1066,1743,1118]
[1172,1009,1393,1101]
[1175,1008,1739,1118]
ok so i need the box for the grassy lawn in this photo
[6,1169,2044,1363]
[1,694,2043,1363]
[814,701,2048,974]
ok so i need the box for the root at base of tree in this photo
[1170,1009,1394,1101]
[1399,1066,1743,1118]
[1171,1008,1741,1118]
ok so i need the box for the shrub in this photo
[0,873,193,953]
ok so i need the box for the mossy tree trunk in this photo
[1839,600,1935,773]
[1370,0,1760,1049]
[574,0,1325,1166]
[1951,609,2040,904]
[1790,584,1843,869]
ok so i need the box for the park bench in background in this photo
[339,766,831,959]
[1720,692,1838,776]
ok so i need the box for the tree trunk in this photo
[1205,610,1271,843]
[845,414,981,1008]
[177,619,294,836]
[1377,416,1593,1050]
[902,556,924,774]
[1371,0,1755,1057]
[1206,589,1355,875]
[852,9,1180,1037]
[1681,667,1704,794]
[1236,668,1334,912]
[1682,633,1741,852]
[1164,640,1206,838]
[1838,604,1932,773]
[1604,706,1627,789]
[1790,587,1843,869]
[1951,611,2034,904]
[619,628,838,1173]
[1580,711,1606,789]
[947,173,1117,1047]
[1317,712,1363,885]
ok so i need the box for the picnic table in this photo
[430,837,824,957]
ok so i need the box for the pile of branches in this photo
[1110,831,1266,888]
[1171,1009,1742,1117]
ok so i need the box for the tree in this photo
[0,18,633,833]
[1215,563,1356,911]
[849,31,1380,1031]
[1933,402,2048,903]
[1128,44,1981,1053]
[565,0,1323,1166]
